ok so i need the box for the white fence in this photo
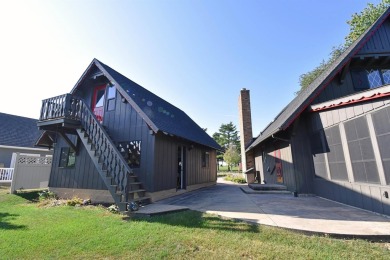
[9,154,52,193]
[0,168,14,183]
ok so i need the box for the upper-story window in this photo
[367,69,390,88]
[351,68,390,90]
[107,85,116,111]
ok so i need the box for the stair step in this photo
[129,182,142,185]
[128,189,146,194]
[130,196,151,203]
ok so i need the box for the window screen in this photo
[372,107,390,184]
[311,130,328,179]
[344,116,380,184]
[202,151,209,167]
[324,126,348,181]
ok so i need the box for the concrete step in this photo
[128,203,189,217]
[241,186,292,195]
[248,183,287,191]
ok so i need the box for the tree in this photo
[298,1,390,92]
[213,122,240,151]
[223,144,241,172]
[212,122,241,170]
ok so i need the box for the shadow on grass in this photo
[0,212,27,230]
[15,190,41,202]
[132,210,260,233]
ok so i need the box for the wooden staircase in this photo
[37,94,150,212]
[76,129,150,211]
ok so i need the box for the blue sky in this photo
[0,0,381,137]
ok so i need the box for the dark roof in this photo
[74,59,221,150]
[247,7,390,152]
[0,112,42,148]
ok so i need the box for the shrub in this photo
[224,175,247,184]
[107,204,119,214]
[66,197,84,206]
[38,190,57,201]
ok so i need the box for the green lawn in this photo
[0,189,389,259]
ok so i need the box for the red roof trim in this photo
[310,89,390,112]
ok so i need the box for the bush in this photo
[107,204,119,214]
[38,190,57,201]
[224,174,246,184]
[66,197,84,206]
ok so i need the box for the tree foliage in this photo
[298,1,390,92]
[212,122,240,152]
[223,144,241,171]
[213,122,241,166]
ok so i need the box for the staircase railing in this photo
[78,101,131,202]
[39,94,132,207]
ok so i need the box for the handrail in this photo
[78,100,131,200]
[0,168,14,182]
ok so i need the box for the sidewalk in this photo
[156,178,390,238]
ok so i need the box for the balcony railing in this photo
[39,94,83,121]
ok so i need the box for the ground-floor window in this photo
[325,126,348,181]
[202,151,209,167]
[345,116,380,184]
[372,106,390,184]
[59,147,76,168]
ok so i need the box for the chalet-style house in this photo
[0,112,51,168]
[37,59,220,211]
[239,8,390,216]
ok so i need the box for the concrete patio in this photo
[144,178,390,238]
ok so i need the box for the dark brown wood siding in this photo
[289,116,315,194]
[253,140,296,192]
[102,88,155,190]
[357,19,390,56]
[48,135,106,190]
[153,133,217,192]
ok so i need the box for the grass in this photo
[0,189,389,259]
[218,165,241,173]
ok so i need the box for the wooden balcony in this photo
[37,94,83,134]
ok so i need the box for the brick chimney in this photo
[238,88,254,177]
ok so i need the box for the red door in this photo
[92,85,106,123]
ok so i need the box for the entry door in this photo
[275,149,283,183]
[92,85,106,123]
[177,146,186,189]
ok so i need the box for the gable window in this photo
[59,147,76,168]
[351,69,390,90]
[106,85,116,111]
[202,151,209,167]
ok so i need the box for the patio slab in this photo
[155,178,390,238]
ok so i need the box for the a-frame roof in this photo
[247,7,390,152]
[0,112,42,148]
[72,59,221,150]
